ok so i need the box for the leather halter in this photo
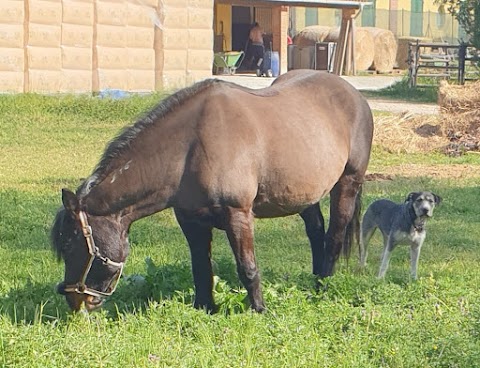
[62,211,124,298]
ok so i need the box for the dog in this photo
[360,191,442,279]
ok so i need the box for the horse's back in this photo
[179,71,372,216]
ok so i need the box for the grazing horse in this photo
[51,70,373,313]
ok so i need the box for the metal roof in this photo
[216,0,372,9]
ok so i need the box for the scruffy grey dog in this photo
[360,191,442,279]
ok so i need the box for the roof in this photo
[215,0,372,9]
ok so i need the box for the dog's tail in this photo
[343,185,362,260]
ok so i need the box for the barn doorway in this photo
[232,6,253,52]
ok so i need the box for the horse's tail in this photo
[343,185,362,260]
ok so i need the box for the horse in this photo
[51,69,373,313]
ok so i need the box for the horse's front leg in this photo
[174,208,216,313]
[224,206,265,312]
[322,174,363,277]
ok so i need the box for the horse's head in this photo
[51,189,129,312]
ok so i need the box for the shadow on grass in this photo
[2,181,479,322]
[0,257,250,324]
[360,77,439,103]
[0,281,70,323]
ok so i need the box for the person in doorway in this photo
[249,22,265,72]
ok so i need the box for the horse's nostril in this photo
[56,282,67,295]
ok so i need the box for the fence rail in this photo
[407,41,473,87]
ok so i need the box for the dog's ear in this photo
[432,193,443,205]
[405,192,420,203]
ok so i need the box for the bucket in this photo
[271,51,279,77]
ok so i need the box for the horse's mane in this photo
[78,78,233,196]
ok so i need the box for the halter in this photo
[62,211,124,298]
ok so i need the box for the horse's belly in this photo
[252,202,314,218]
[252,179,332,218]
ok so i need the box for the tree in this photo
[436,0,480,48]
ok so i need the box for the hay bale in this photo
[293,26,331,47]
[437,81,480,155]
[324,27,374,71]
[438,80,480,112]
[363,27,397,73]
[396,36,431,69]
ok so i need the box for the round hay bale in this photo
[396,36,431,69]
[293,26,331,47]
[363,27,397,73]
[324,27,374,71]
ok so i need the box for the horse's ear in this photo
[62,188,80,214]
[406,192,420,203]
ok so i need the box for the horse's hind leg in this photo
[322,173,363,277]
[174,209,216,313]
[300,203,325,276]
[223,206,265,312]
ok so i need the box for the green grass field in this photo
[1,93,480,367]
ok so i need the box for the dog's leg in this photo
[360,225,376,268]
[378,235,395,279]
[410,243,422,280]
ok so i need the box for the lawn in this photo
[1,93,480,368]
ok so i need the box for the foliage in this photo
[1,93,480,367]
[436,0,480,48]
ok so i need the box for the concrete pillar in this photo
[272,5,289,75]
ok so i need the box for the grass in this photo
[1,93,480,367]
[361,77,439,103]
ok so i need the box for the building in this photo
[0,0,462,93]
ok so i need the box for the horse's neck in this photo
[81,93,204,223]
[83,176,164,218]
[82,154,183,223]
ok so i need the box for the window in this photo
[361,1,376,27]
[305,7,318,26]
[410,0,424,37]
[436,5,446,28]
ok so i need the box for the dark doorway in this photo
[232,6,253,52]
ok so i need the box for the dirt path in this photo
[367,163,480,180]
[368,99,439,115]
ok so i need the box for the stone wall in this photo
[0,0,214,93]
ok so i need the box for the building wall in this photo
[214,3,231,51]
[156,0,213,90]
[0,0,215,93]
[290,0,463,43]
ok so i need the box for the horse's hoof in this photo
[252,304,266,313]
[194,302,217,314]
